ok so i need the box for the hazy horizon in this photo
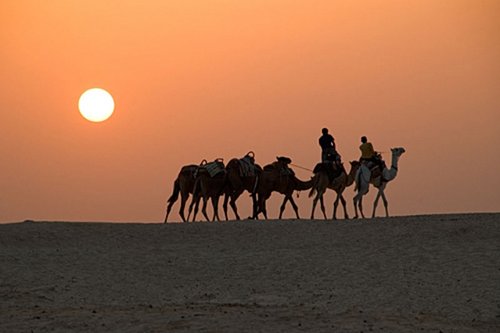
[1,0,499,222]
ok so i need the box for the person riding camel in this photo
[319,128,340,164]
[359,136,384,170]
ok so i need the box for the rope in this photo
[289,163,313,173]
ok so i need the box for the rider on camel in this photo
[319,128,341,164]
[359,136,384,170]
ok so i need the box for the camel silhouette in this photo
[309,161,360,219]
[253,157,313,219]
[353,147,406,218]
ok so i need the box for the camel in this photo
[222,152,262,220]
[309,161,360,220]
[253,157,313,220]
[188,159,227,222]
[164,164,198,223]
[353,147,406,219]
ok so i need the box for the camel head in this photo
[391,147,406,157]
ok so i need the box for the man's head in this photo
[322,128,328,135]
[361,136,367,143]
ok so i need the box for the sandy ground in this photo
[1,214,499,332]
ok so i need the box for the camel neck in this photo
[391,153,400,170]
[381,152,400,182]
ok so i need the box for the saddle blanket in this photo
[203,161,225,177]
[238,156,256,177]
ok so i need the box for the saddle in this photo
[263,156,295,176]
[360,156,386,181]
[197,158,225,178]
[313,162,343,182]
[238,151,257,177]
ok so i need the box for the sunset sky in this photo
[1,0,499,222]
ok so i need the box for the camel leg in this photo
[333,194,340,220]
[201,197,211,222]
[188,194,199,222]
[223,193,230,221]
[310,194,319,219]
[353,191,366,219]
[229,196,240,221]
[262,200,267,219]
[339,194,349,219]
[191,195,202,222]
[253,196,262,219]
[381,191,389,217]
[289,196,300,219]
[254,197,263,219]
[279,196,289,220]
[359,196,365,219]
[179,193,189,222]
[250,194,259,219]
[164,199,175,223]
[211,196,221,222]
[320,195,327,220]
[372,190,382,218]
[353,194,360,219]
[260,193,271,220]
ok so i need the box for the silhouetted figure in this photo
[319,128,339,163]
[359,136,383,170]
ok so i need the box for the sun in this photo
[78,88,115,122]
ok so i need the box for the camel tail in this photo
[192,176,202,198]
[308,174,319,198]
[167,179,180,204]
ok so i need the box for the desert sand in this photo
[1,214,499,332]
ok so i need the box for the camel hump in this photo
[312,163,324,174]
[276,156,292,164]
[263,164,275,172]
[181,164,198,173]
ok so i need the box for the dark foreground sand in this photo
[1,214,499,332]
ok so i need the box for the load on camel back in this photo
[188,158,227,222]
[355,152,388,191]
[236,151,259,177]
[223,151,262,221]
[263,156,295,177]
[196,158,226,178]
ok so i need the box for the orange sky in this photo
[1,0,499,222]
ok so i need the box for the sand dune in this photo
[1,214,499,332]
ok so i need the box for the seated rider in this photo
[319,128,340,164]
[359,136,383,169]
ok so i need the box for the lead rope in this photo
[289,163,313,173]
[288,163,314,198]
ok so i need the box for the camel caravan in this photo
[164,131,406,223]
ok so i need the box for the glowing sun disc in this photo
[78,88,115,122]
